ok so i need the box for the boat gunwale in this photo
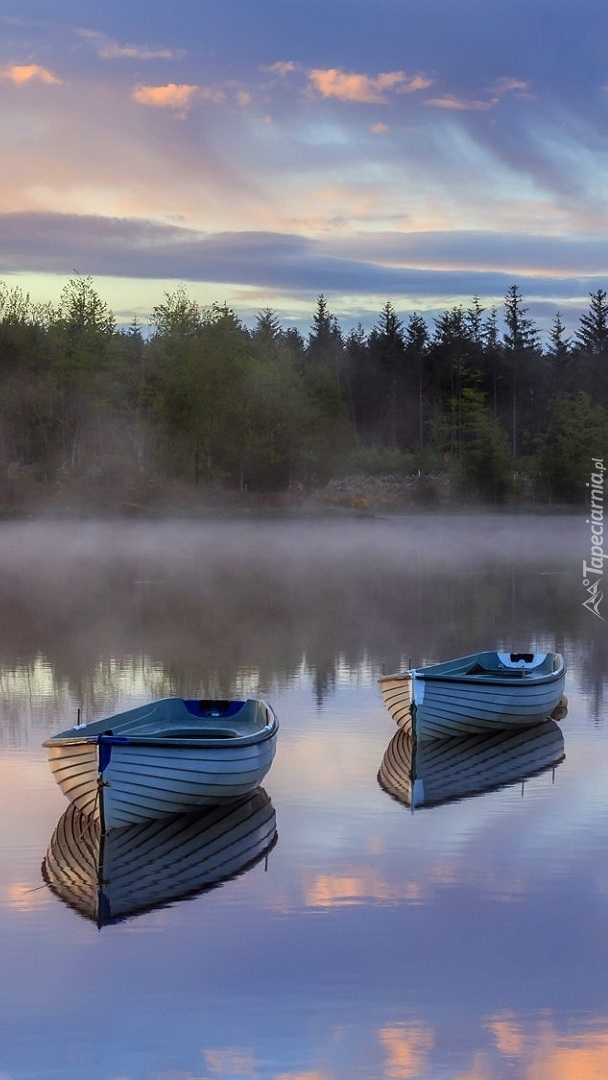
[383,651,566,688]
[411,667,565,687]
[43,697,278,750]
[43,720,278,751]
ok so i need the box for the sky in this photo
[1,0,608,337]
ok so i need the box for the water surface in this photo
[0,515,606,1079]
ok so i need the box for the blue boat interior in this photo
[183,699,245,718]
[415,651,562,680]
[115,698,265,741]
[465,652,555,677]
[468,658,533,676]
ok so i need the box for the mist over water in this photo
[0,514,590,686]
[0,513,602,733]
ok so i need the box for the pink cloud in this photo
[2,64,61,86]
[307,67,432,104]
[132,83,201,111]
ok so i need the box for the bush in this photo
[342,446,416,476]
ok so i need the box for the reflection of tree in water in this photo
[576,624,608,719]
[0,517,603,720]
[310,663,336,710]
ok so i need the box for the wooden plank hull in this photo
[379,652,566,739]
[42,789,277,926]
[378,673,412,729]
[378,719,565,810]
[45,740,100,820]
[44,697,278,830]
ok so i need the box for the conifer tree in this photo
[502,285,540,461]
[576,289,608,356]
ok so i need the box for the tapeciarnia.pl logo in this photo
[582,457,605,621]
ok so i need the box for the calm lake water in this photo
[0,514,606,1080]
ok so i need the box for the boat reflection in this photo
[378,718,565,811]
[42,788,277,927]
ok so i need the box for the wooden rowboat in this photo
[44,697,278,831]
[379,650,566,740]
[378,719,565,811]
[42,789,277,927]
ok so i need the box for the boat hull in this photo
[378,673,412,729]
[410,670,566,739]
[44,698,278,830]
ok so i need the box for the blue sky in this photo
[1,0,607,334]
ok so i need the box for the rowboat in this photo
[378,718,565,811]
[42,789,277,927]
[44,697,278,831]
[379,651,566,740]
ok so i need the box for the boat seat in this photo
[466,664,525,677]
[197,700,232,717]
[153,727,239,739]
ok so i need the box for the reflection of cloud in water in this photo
[374,1014,608,1080]
[203,1047,259,1077]
[4,881,49,911]
[113,1011,608,1079]
[378,1024,434,1080]
[484,1015,608,1079]
[305,870,423,908]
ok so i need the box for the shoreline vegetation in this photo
[0,276,606,515]
[0,470,579,520]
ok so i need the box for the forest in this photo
[0,275,606,512]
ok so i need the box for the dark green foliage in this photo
[367,302,407,448]
[434,386,513,503]
[0,276,605,504]
[535,392,608,502]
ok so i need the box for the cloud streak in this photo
[425,93,497,111]
[0,213,604,322]
[77,29,180,61]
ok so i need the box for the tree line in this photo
[0,275,606,505]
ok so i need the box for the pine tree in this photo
[502,285,541,461]
[465,296,485,345]
[368,302,406,448]
[575,290,608,405]
[307,295,342,365]
[404,313,429,451]
[547,311,571,362]
[576,289,608,356]
[503,285,539,354]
